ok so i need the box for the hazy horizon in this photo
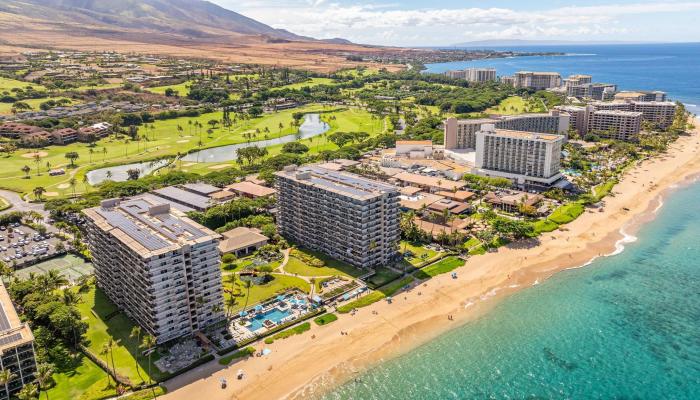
[212,0,700,47]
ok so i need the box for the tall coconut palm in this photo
[140,335,157,387]
[35,363,54,400]
[130,326,142,381]
[33,187,46,201]
[17,383,38,400]
[0,368,17,395]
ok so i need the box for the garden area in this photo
[224,273,310,313]
[283,247,366,279]
[414,256,464,279]
[400,240,442,267]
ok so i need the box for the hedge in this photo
[313,313,338,326]
[548,202,585,225]
[218,346,255,366]
[337,276,414,314]
[264,322,311,344]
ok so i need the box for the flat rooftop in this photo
[481,129,563,142]
[83,198,219,257]
[276,165,397,200]
[594,110,644,116]
[153,186,212,210]
[181,182,220,196]
[0,282,34,353]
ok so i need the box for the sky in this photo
[209,0,700,46]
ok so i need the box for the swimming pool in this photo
[248,307,292,331]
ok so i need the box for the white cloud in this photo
[212,1,700,45]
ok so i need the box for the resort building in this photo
[566,83,617,101]
[588,110,643,141]
[444,111,569,150]
[218,227,269,257]
[0,283,37,400]
[484,191,545,214]
[564,74,592,86]
[395,140,442,159]
[225,181,277,199]
[614,90,667,102]
[513,71,562,90]
[275,165,400,268]
[444,68,497,82]
[83,198,225,344]
[500,76,516,86]
[475,125,565,187]
[631,101,677,129]
[554,105,594,136]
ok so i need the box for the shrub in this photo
[314,313,338,326]
[218,346,255,366]
[264,322,311,344]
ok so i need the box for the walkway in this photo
[0,189,48,216]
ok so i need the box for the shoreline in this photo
[162,120,700,400]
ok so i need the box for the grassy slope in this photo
[0,96,78,115]
[45,354,113,400]
[486,96,527,115]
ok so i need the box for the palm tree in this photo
[0,368,17,396]
[17,383,38,400]
[46,270,68,290]
[61,289,80,306]
[21,165,31,178]
[130,326,142,381]
[88,148,94,163]
[68,178,77,198]
[102,147,107,162]
[35,363,54,400]
[105,170,113,180]
[33,154,42,176]
[242,280,253,310]
[82,174,90,192]
[99,343,113,387]
[140,335,157,387]
[33,187,46,201]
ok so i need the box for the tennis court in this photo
[16,254,94,283]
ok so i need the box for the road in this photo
[0,189,48,216]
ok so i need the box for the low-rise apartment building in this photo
[275,165,400,268]
[83,198,225,344]
[475,125,565,187]
[0,283,37,400]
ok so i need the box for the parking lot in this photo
[0,223,66,267]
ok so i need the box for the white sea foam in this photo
[464,301,475,309]
[653,197,664,213]
[607,227,638,257]
[532,279,540,286]
[508,284,520,289]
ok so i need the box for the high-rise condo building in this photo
[444,111,570,150]
[564,74,593,86]
[514,71,562,89]
[475,125,565,187]
[631,101,677,129]
[614,91,667,102]
[567,83,617,101]
[554,105,594,136]
[444,68,497,82]
[588,110,643,141]
[84,198,224,344]
[0,283,37,400]
[275,165,400,268]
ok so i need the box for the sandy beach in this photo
[162,120,700,400]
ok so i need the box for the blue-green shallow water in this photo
[322,180,700,400]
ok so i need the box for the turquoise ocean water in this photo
[323,179,700,400]
[323,45,700,399]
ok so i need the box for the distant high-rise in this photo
[275,165,400,268]
[514,71,562,89]
[84,198,225,344]
[444,68,497,82]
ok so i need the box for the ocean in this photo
[423,43,700,115]
[322,44,700,399]
[323,179,700,400]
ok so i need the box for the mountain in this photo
[0,0,311,42]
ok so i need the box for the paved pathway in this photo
[0,189,48,216]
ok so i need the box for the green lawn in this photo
[532,219,560,234]
[487,96,525,115]
[0,104,379,196]
[314,313,338,326]
[400,241,441,267]
[0,96,77,115]
[271,78,335,91]
[77,286,163,386]
[415,256,463,279]
[283,247,366,278]
[365,267,400,288]
[45,354,113,400]
[337,276,414,313]
[0,76,44,92]
[548,202,585,225]
[264,322,311,344]
[226,273,310,312]
[221,256,282,273]
[593,179,617,201]
[146,81,192,96]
